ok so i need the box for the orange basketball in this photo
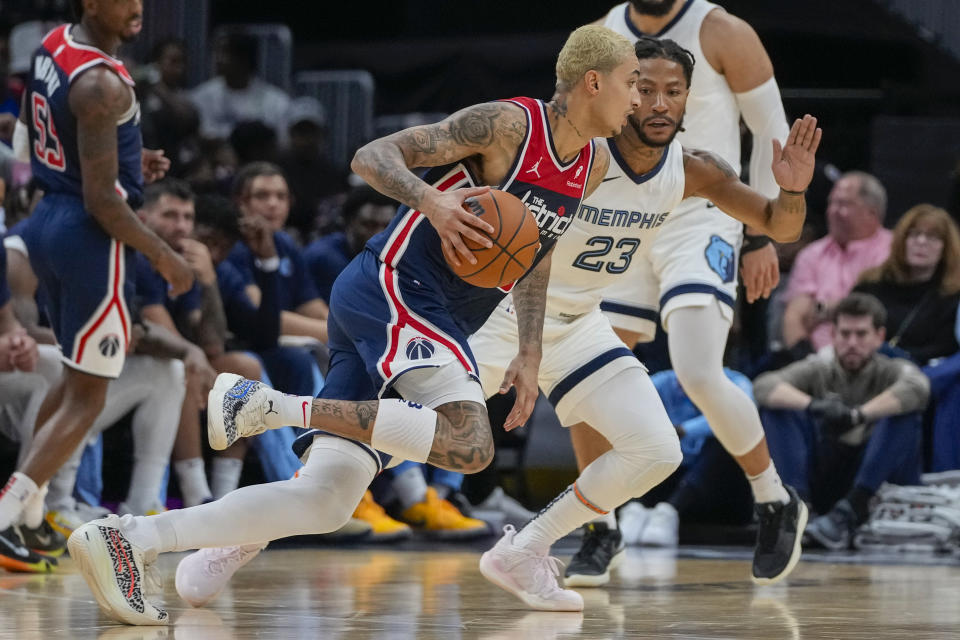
[446,189,540,288]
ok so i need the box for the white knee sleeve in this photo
[569,367,682,509]
[154,436,376,552]
[667,305,765,456]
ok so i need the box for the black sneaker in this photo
[0,527,56,573]
[751,485,807,585]
[16,520,67,557]
[564,522,625,587]
[805,499,856,551]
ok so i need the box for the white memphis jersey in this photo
[545,137,685,320]
[603,0,742,171]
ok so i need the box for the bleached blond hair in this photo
[555,25,636,93]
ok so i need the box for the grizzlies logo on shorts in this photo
[704,235,735,283]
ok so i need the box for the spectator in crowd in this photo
[754,293,930,550]
[229,120,278,166]
[229,162,328,344]
[303,185,395,304]
[189,33,291,142]
[278,97,349,239]
[138,181,307,503]
[781,171,892,353]
[618,368,756,548]
[137,39,200,177]
[855,204,960,471]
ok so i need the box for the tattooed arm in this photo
[683,115,821,243]
[70,68,193,295]
[351,102,528,267]
[582,142,611,198]
[499,249,552,431]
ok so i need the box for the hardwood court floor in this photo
[1,544,958,639]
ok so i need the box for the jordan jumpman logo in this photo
[526,156,543,179]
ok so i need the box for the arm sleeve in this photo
[735,77,791,200]
[753,356,822,405]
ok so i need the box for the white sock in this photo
[125,458,169,514]
[0,472,39,530]
[22,482,48,529]
[174,458,212,508]
[513,484,601,555]
[273,391,315,429]
[748,461,790,505]
[211,457,245,500]
[590,510,617,529]
[392,466,428,510]
[370,399,437,463]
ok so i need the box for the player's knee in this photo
[454,428,494,474]
[289,482,358,534]
[617,434,683,494]
[673,363,716,402]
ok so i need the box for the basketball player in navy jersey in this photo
[0,0,193,571]
[69,25,641,623]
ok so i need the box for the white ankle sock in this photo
[392,466,428,510]
[273,392,314,429]
[174,458,212,507]
[513,484,601,555]
[748,461,790,505]
[125,458,168,514]
[591,510,617,529]
[370,400,437,463]
[0,472,39,530]
[211,457,244,500]
[22,482,48,528]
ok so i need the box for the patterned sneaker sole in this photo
[479,551,583,612]
[207,373,243,451]
[752,500,808,586]
[67,524,167,625]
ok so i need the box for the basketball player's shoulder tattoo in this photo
[397,102,527,164]
[685,149,738,179]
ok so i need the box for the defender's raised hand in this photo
[771,114,822,193]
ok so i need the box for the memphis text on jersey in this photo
[576,204,670,230]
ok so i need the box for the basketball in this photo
[446,189,540,288]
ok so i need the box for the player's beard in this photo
[629,0,680,17]
[629,114,684,148]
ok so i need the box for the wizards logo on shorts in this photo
[98,334,121,358]
[405,337,436,360]
[704,235,735,283]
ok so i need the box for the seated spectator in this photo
[137,39,200,177]
[229,162,328,344]
[278,97,349,239]
[854,204,960,365]
[754,293,930,550]
[229,120,278,166]
[303,185,395,304]
[618,368,756,548]
[781,171,892,353]
[189,33,290,142]
[854,204,960,471]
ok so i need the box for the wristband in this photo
[780,187,806,196]
[254,256,280,272]
[741,233,772,255]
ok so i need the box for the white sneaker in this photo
[67,514,168,625]
[479,525,584,612]
[640,502,679,547]
[206,374,277,450]
[618,502,649,546]
[477,487,537,528]
[175,542,267,607]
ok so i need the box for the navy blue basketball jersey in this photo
[365,96,596,339]
[27,25,144,208]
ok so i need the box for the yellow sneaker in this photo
[401,487,490,540]
[353,491,412,542]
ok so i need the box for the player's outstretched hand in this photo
[500,351,539,431]
[422,185,495,268]
[772,114,822,193]
[142,148,171,184]
[154,247,195,297]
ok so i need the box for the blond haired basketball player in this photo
[69,25,641,624]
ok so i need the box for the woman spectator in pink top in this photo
[781,171,893,351]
